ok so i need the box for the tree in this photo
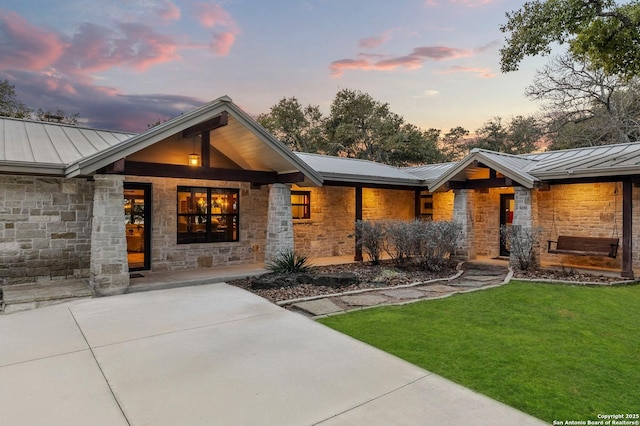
[34,108,80,125]
[0,79,31,119]
[324,89,442,166]
[468,116,542,154]
[439,126,470,161]
[257,97,326,153]
[526,54,640,148]
[500,0,640,78]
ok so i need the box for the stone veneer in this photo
[537,182,623,270]
[0,175,93,286]
[126,176,269,271]
[292,186,421,259]
[265,183,293,264]
[90,175,129,296]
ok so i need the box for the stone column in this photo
[90,174,129,296]
[453,189,474,259]
[512,186,539,268]
[265,183,293,264]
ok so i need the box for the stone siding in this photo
[0,175,93,286]
[362,188,415,221]
[537,183,622,270]
[266,184,293,263]
[292,186,354,259]
[433,191,454,221]
[126,176,268,271]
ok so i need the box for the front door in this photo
[499,194,515,256]
[124,183,151,271]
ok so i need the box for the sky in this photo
[0,0,554,134]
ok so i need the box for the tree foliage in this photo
[468,115,542,154]
[527,54,640,148]
[257,97,325,153]
[439,126,470,162]
[500,0,640,78]
[0,79,31,119]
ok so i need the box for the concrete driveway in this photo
[0,283,546,425]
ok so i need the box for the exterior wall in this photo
[292,185,355,258]
[0,175,93,286]
[433,191,454,221]
[537,182,622,270]
[471,187,514,258]
[633,183,640,276]
[362,188,414,221]
[125,176,269,271]
[291,186,416,259]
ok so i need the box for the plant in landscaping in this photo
[414,220,462,271]
[354,220,385,265]
[266,249,312,273]
[501,225,541,271]
[381,220,416,266]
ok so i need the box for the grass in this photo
[318,281,640,423]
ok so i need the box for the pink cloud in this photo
[0,10,66,70]
[211,31,236,56]
[155,1,181,21]
[196,2,235,28]
[63,22,180,73]
[436,65,496,78]
[194,2,240,56]
[330,45,473,76]
[359,30,393,49]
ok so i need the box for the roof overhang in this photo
[429,150,539,191]
[65,96,323,186]
[0,161,67,176]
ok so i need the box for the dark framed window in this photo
[291,191,311,219]
[177,186,239,244]
[420,192,433,220]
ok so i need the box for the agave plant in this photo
[266,249,313,273]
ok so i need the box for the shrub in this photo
[414,220,462,271]
[266,249,313,273]
[382,220,417,266]
[500,225,541,271]
[354,220,385,265]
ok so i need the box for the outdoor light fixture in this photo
[188,135,200,166]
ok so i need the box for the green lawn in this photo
[318,282,640,423]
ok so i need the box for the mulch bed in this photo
[228,260,635,303]
[228,261,458,303]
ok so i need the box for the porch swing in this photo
[546,185,620,258]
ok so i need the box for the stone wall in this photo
[433,191,454,221]
[291,186,416,259]
[265,184,293,264]
[0,175,93,286]
[292,185,354,259]
[125,176,269,271]
[537,182,622,270]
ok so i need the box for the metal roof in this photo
[403,163,457,185]
[295,152,425,187]
[0,117,135,175]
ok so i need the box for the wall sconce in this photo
[188,135,200,166]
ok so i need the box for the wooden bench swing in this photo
[547,188,619,259]
[547,236,619,258]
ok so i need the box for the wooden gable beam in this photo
[182,112,228,138]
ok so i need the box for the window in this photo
[177,187,239,244]
[291,191,311,219]
[420,192,433,220]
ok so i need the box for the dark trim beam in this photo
[181,112,228,138]
[445,178,520,190]
[354,186,363,261]
[122,161,304,184]
[622,178,634,278]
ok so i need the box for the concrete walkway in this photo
[0,281,546,425]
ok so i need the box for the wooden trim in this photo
[323,180,426,191]
[354,186,363,261]
[181,112,228,138]
[446,178,522,190]
[123,161,304,184]
[622,179,634,278]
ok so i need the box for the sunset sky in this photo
[0,0,553,134]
